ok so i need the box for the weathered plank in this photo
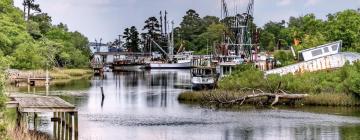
[9,94,76,113]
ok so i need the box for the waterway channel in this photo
[10,70,360,140]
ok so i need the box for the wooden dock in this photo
[7,94,78,140]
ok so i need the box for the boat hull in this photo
[191,77,216,90]
[149,62,191,69]
[112,64,145,71]
[191,83,215,90]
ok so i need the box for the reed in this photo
[3,109,50,140]
[50,69,92,79]
[301,93,360,106]
[178,91,204,102]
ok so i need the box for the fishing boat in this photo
[112,55,146,71]
[191,66,218,90]
[149,51,193,69]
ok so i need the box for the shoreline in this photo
[6,68,93,86]
[178,90,360,107]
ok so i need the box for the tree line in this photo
[120,9,360,60]
[0,0,90,70]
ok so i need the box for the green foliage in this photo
[0,0,90,69]
[218,65,265,90]
[0,52,7,138]
[219,61,360,96]
[142,16,161,41]
[260,10,360,56]
[326,10,360,52]
[123,26,141,52]
[194,23,228,54]
[273,50,295,66]
[179,9,204,42]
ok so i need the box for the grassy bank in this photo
[8,68,93,80]
[50,68,93,79]
[3,109,49,140]
[179,61,360,107]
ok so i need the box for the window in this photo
[323,47,329,53]
[332,45,338,51]
[311,49,323,57]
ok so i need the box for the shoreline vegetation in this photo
[179,62,360,107]
[0,0,92,138]
[6,68,93,87]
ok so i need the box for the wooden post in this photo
[53,112,57,139]
[74,112,78,140]
[23,113,28,132]
[69,113,73,140]
[66,113,70,140]
[57,112,61,140]
[61,112,65,140]
[16,108,22,127]
[33,113,37,131]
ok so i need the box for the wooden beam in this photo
[66,113,70,140]
[74,112,78,140]
[53,112,57,139]
[20,107,76,113]
[69,113,73,140]
[57,112,61,140]
[33,113,37,131]
[61,112,65,140]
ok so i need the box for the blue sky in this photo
[14,0,360,42]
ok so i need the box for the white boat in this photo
[191,67,218,90]
[112,55,146,71]
[149,62,191,69]
[149,51,193,69]
[113,64,145,71]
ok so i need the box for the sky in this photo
[13,0,360,42]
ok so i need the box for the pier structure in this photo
[7,94,79,140]
[7,70,51,87]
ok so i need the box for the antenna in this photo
[164,10,168,36]
[221,0,229,19]
[160,11,163,35]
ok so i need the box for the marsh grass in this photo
[4,109,50,140]
[51,69,92,79]
[301,93,360,106]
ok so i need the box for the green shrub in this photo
[219,61,360,95]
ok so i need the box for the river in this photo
[11,70,360,140]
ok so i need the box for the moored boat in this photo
[148,51,193,69]
[191,67,218,90]
[112,55,146,71]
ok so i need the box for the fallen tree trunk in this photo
[204,89,309,106]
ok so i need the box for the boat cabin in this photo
[298,41,341,62]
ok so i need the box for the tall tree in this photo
[124,26,141,52]
[325,10,360,52]
[202,16,220,27]
[23,0,41,21]
[30,13,52,34]
[142,17,161,41]
[179,9,203,41]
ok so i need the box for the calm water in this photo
[12,70,360,140]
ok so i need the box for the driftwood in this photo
[203,88,309,106]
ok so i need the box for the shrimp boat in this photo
[191,56,219,90]
[112,55,146,71]
[191,66,218,90]
[149,51,193,69]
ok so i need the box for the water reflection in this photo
[12,70,360,140]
